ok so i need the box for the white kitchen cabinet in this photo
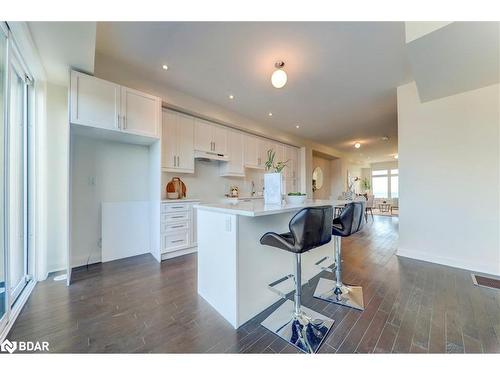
[285,145,299,179]
[162,110,194,173]
[70,70,121,131]
[194,119,227,154]
[120,86,160,138]
[258,138,271,169]
[70,70,161,140]
[243,134,260,169]
[220,130,244,177]
[161,201,199,259]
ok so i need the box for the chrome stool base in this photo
[261,299,334,353]
[313,278,365,311]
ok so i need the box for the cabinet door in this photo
[243,134,259,168]
[273,143,285,166]
[194,119,213,152]
[121,87,160,138]
[70,71,121,130]
[285,146,299,179]
[224,130,244,175]
[162,110,177,170]
[258,138,271,168]
[212,125,227,155]
[176,114,195,172]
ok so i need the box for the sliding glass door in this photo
[8,46,29,303]
[0,25,7,331]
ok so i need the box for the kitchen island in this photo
[195,199,343,328]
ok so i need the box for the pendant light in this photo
[271,61,287,89]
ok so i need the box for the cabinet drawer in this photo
[162,220,190,233]
[162,211,189,223]
[162,231,190,252]
[162,203,189,213]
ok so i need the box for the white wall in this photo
[398,82,500,275]
[312,155,332,200]
[71,136,151,267]
[45,83,69,273]
[370,161,398,171]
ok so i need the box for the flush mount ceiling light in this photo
[228,94,234,100]
[271,61,287,89]
[162,64,169,70]
[296,125,300,128]
[354,142,361,149]
[394,154,399,159]
[268,112,273,117]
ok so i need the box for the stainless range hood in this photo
[194,150,229,162]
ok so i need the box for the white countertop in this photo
[194,199,346,217]
[161,198,201,203]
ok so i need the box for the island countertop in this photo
[194,199,348,217]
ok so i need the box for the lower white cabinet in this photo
[160,200,199,257]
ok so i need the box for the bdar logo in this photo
[1,339,17,354]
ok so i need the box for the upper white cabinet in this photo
[162,110,195,173]
[70,71,121,131]
[70,70,160,139]
[284,145,299,179]
[194,119,227,154]
[243,134,261,169]
[220,130,244,177]
[120,87,160,138]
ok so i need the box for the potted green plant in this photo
[361,177,371,193]
[264,149,289,205]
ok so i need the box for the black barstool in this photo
[313,201,366,310]
[259,206,334,353]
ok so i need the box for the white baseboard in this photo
[397,248,500,277]
[0,280,36,343]
[161,246,197,261]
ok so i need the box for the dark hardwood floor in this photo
[8,215,500,353]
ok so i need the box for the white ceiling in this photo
[95,22,412,162]
[28,22,96,86]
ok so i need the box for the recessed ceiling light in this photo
[268,112,273,117]
[381,136,389,141]
[162,64,169,70]
[228,94,234,100]
[354,142,361,149]
[394,154,399,159]
[296,125,300,128]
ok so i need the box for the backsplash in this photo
[162,159,265,202]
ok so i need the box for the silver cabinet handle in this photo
[171,225,184,229]
[177,155,180,167]
[117,113,120,129]
[172,206,184,209]
[213,142,216,151]
[122,115,126,129]
[171,239,184,243]
[171,215,184,219]
[175,156,177,167]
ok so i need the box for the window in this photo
[371,168,398,199]
[372,176,388,198]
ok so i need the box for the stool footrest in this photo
[315,256,336,273]
[268,274,295,299]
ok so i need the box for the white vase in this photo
[264,172,283,205]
